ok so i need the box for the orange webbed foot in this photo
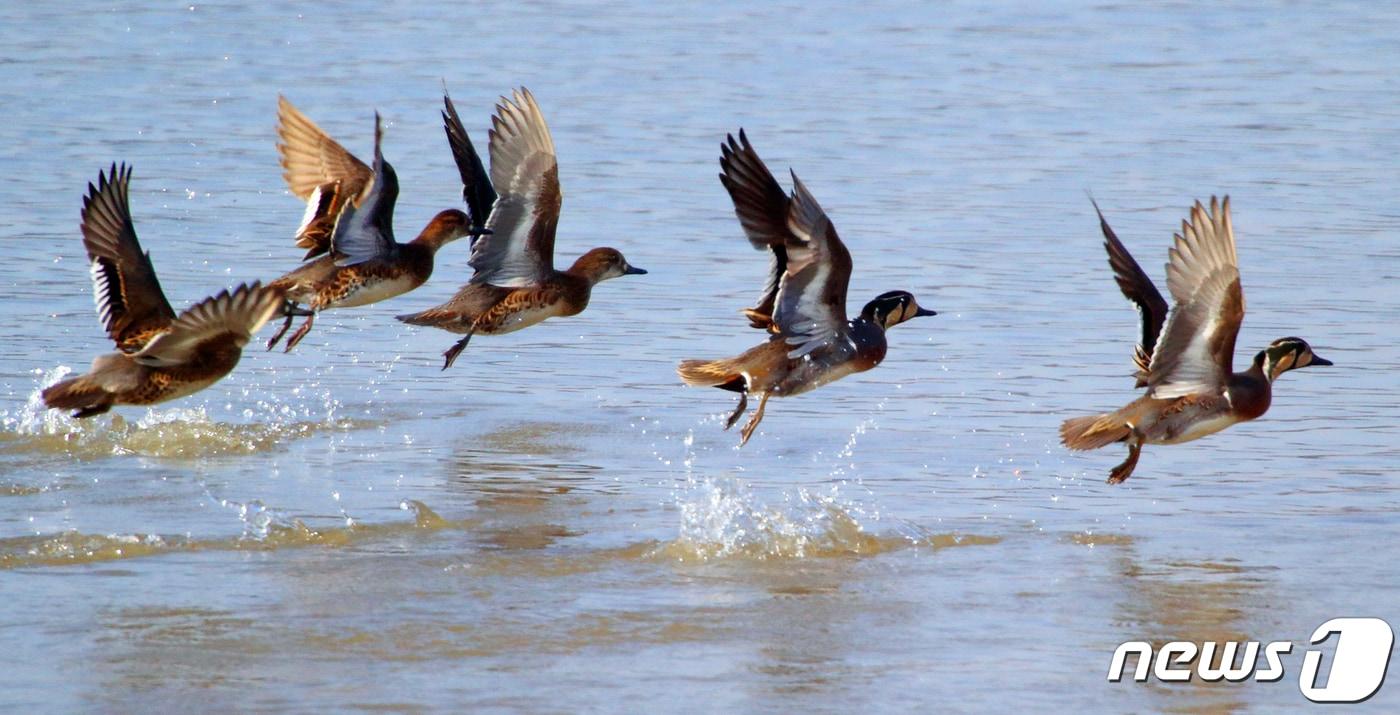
[1107,438,1143,485]
[737,392,770,447]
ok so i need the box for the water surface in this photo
[2,1,1399,711]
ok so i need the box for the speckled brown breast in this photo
[315,264,426,309]
[117,342,244,406]
[274,246,433,310]
[472,274,590,335]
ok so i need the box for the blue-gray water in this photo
[2,2,1398,712]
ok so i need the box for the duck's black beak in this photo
[624,265,648,276]
[1309,354,1333,367]
[915,307,937,317]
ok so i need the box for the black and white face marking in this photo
[860,290,936,329]
[1257,336,1332,381]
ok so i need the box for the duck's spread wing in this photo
[80,164,176,352]
[1164,196,1239,304]
[329,112,400,267]
[718,129,790,328]
[132,283,285,367]
[1147,197,1244,399]
[773,173,853,358]
[442,92,497,237]
[277,96,374,259]
[277,97,373,199]
[469,88,559,288]
[1093,199,1168,382]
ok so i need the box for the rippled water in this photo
[2,1,1399,711]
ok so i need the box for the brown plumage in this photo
[265,97,471,352]
[678,131,936,445]
[396,88,646,369]
[43,165,285,418]
[277,96,375,260]
[1061,197,1333,484]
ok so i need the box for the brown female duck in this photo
[397,88,646,369]
[43,164,285,418]
[265,97,472,352]
[1060,196,1332,483]
[677,131,935,445]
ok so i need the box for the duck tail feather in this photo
[677,357,743,388]
[1060,413,1130,450]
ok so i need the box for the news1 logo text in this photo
[1108,617,1394,703]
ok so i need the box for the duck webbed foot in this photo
[282,314,316,353]
[266,313,294,351]
[737,392,770,447]
[441,331,474,371]
[1107,434,1143,485]
[267,302,314,350]
[723,392,749,430]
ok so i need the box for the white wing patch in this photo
[89,260,115,333]
[469,89,560,287]
[773,174,851,359]
[474,193,543,287]
[295,184,325,240]
[1147,268,1240,399]
[1150,318,1223,399]
[782,261,835,358]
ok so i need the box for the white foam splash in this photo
[669,475,891,560]
[661,420,905,561]
[2,366,78,436]
[1,367,364,459]
[631,397,953,561]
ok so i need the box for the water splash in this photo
[2,366,75,436]
[662,475,899,561]
[0,367,370,460]
[657,411,997,561]
[657,420,901,561]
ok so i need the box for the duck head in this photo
[413,209,473,251]
[859,290,936,330]
[568,247,647,283]
[1254,336,1332,382]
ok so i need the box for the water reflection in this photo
[1096,534,1275,714]
[743,559,872,700]
[446,421,612,552]
[450,422,606,487]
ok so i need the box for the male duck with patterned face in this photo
[677,131,936,446]
[1060,196,1332,484]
